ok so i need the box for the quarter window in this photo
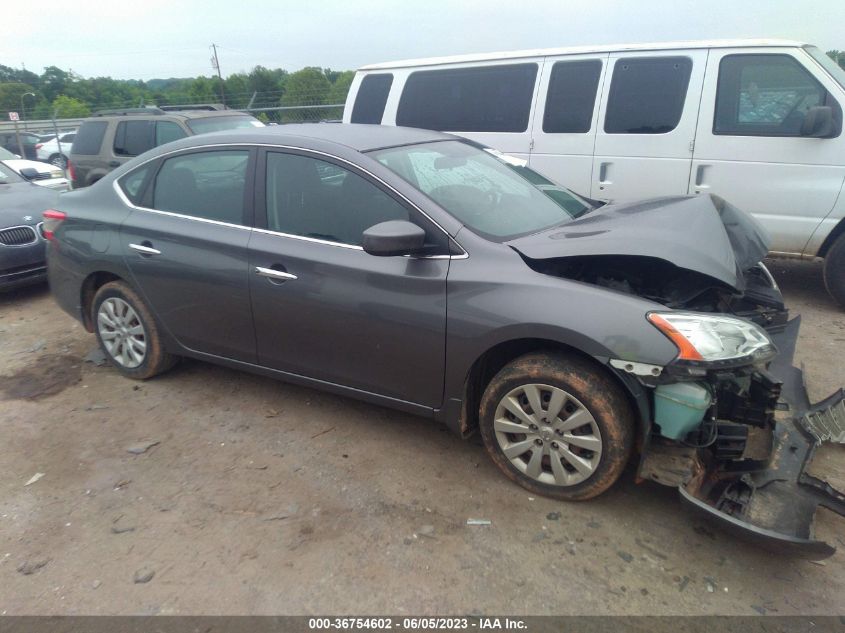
[155,121,188,146]
[397,63,538,133]
[152,150,249,224]
[114,120,155,156]
[265,152,410,246]
[119,164,153,205]
[350,74,393,124]
[543,60,602,133]
[714,54,841,136]
[604,57,692,134]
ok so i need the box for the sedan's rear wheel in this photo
[479,352,633,501]
[92,281,176,380]
[48,154,68,169]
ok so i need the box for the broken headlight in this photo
[648,312,777,366]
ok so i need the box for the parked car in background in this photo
[345,39,845,306]
[36,130,77,168]
[0,162,58,290]
[0,147,69,191]
[69,105,264,188]
[0,131,41,160]
[46,124,844,557]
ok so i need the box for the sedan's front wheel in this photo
[92,281,176,380]
[479,352,633,501]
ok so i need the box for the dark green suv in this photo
[68,105,263,188]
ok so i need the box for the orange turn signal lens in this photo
[647,313,704,361]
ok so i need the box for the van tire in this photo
[824,233,845,308]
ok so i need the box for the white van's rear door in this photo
[529,54,608,199]
[689,47,845,256]
[590,49,708,202]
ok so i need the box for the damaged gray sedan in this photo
[45,125,844,557]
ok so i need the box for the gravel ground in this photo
[0,258,842,615]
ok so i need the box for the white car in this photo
[0,146,69,191]
[35,131,76,168]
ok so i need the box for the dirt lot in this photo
[0,258,843,616]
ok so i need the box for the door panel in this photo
[249,233,448,406]
[529,54,607,198]
[690,48,845,255]
[591,50,708,202]
[120,212,255,361]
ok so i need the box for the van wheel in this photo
[824,234,845,308]
[48,154,67,169]
[92,281,177,380]
[479,352,633,501]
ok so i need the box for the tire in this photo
[48,154,67,169]
[479,352,634,501]
[92,281,177,380]
[824,233,845,308]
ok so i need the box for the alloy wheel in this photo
[97,297,147,368]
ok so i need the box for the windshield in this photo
[0,147,16,160]
[369,140,592,239]
[186,115,264,135]
[805,46,845,91]
[0,162,23,184]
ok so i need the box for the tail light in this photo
[42,209,66,241]
[67,159,75,183]
[35,143,43,150]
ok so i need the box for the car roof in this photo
[359,38,808,70]
[89,109,252,121]
[156,124,456,154]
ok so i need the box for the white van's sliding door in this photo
[591,50,708,202]
[529,54,608,199]
[690,48,845,256]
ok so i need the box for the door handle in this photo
[598,162,611,189]
[694,164,710,191]
[129,242,161,256]
[255,266,297,282]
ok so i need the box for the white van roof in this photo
[359,39,808,71]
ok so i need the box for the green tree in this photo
[281,67,330,106]
[328,70,355,104]
[0,82,36,115]
[40,66,70,102]
[52,95,90,118]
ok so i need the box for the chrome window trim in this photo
[0,224,39,247]
[112,141,468,259]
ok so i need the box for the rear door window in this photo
[714,54,841,136]
[114,120,155,156]
[604,57,693,134]
[71,121,108,155]
[151,150,250,225]
[543,60,603,133]
[350,74,393,124]
[397,63,538,132]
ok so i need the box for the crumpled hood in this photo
[507,194,770,290]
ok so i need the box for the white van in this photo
[343,40,845,306]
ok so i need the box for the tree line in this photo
[0,64,354,120]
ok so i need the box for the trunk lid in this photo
[507,194,770,291]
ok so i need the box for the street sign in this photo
[8,112,19,121]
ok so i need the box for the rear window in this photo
[397,63,538,133]
[71,121,108,155]
[114,120,155,156]
[604,56,692,134]
[186,115,264,135]
[543,60,603,133]
[350,74,393,124]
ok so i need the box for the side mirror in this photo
[362,220,426,257]
[19,167,39,180]
[801,106,838,138]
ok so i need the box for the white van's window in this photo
[397,64,538,133]
[351,74,393,124]
[715,54,841,137]
[604,57,692,134]
[543,60,602,133]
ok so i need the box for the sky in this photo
[4,0,845,80]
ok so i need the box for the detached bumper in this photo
[648,318,845,559]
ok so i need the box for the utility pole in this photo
[210,44,226,107]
